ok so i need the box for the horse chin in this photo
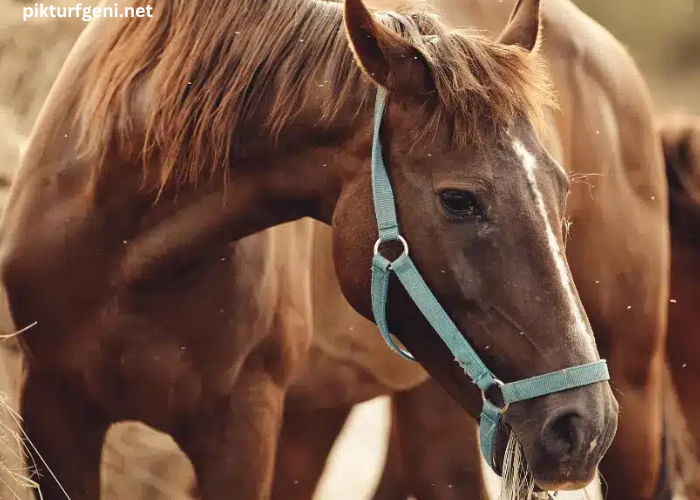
[534,479,593,492]
[532,464,597,493]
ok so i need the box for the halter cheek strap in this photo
[368,87,610,471]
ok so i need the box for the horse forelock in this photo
[73,0,557,194]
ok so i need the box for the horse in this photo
[659,114,700,499]
[326,1,675,499]
[0,109,429,500]
[0,0,618,497]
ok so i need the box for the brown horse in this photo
[659,114,700,499]
[0,0,618,497]
[344,1,674,500]
[273,3,690,498]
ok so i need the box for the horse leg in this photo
[270,405,353,500]
[175,370,285,500]
[21,370,110,500]
[596,339,665,500]
[371,407,410,500]
[372,379,488,500]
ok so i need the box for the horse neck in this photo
[220,53,374,230]
[185,110,372,239]
[119,141,360,286]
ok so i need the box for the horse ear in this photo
[497,0,542,53]
[343,0,433,95]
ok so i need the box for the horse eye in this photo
[439,190,485,219]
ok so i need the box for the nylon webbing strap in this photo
[480,400,502,467]
[371,89,400,242]
[371,254,415,360]
[501,360,610,404]
[368,86,610,472]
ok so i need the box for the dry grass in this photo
[0,342,33,500]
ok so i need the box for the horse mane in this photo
[74,0,556,193]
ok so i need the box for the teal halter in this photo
[368,87,610,471]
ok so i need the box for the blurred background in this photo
[0,0,696,499]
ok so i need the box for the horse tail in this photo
[657,114,700,500]
[659,114,700,231]
[655,360,699,499]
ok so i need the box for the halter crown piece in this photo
[368,87,611,472]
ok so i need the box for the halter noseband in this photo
[368,87,610,471]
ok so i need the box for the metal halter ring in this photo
[481,378,510,415]
[373,234,409,258]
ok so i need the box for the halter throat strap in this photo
[368,87,610,471]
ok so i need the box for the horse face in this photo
[332,0,618,489]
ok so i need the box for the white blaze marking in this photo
[512,140,595,353]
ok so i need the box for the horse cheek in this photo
[331,175,376,321]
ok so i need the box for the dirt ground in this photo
[0,0,696,499]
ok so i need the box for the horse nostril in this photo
[541,411,585,458]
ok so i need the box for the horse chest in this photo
[286,316,430,409]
